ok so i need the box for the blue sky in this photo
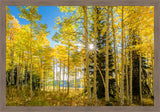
[8,6,65,47]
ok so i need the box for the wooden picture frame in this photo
[0,0,159,112]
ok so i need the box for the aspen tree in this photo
[59,60,61,91]
[120,6,124,105]
[83,6,91,103]
[17,6,41,99]
[111,6,119,104]
[129,30,133,105]
[93,6,97,105]
[105,6,110,102]
[63,64,65,91]
[139,52,142,105]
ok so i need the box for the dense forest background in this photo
[6,6,154,106]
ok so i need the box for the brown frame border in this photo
[0,0,160,112]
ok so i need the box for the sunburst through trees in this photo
[6,6,154,106]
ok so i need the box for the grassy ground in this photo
[6,86,96,106]
[6,86,154,106]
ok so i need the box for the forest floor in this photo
[6,86,154,106]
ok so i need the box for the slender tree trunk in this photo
[120,6,124,105]
[147,54,149,92]
[11,57,14,85]
[124,14,129,104]
[126,52,129,105]
[83,64,86,106]
[149,53,153,96]
[10,35,15,85]
[22,50,24,89]
[147,54,151,97]
[75,67,77,91]
[83,75,85,99]
[40,59,43,90]
[53,58,55,91]
[63,64,65,91]
[111,6,119,104]
[125,31,129,105]
[151,53,154,96]
[129,34,133,105]
[56,60,58,90]
[82,62,86,92]
[67,40,70,94]
[25,59,28,89]
[43,68,46,91]
[93,6,97,106]
[47,69,49,90]
[19,42,22,90]
[97,65,106,87]
[139,52,142,105]
[83,6,90,104]
[16,64,19,88]
[17,55,21,89]
[30,20,33,99]
[11,62,14,85]
[59,60,61,91]
[105,6,110,102]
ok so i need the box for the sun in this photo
[89,44,94,50]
